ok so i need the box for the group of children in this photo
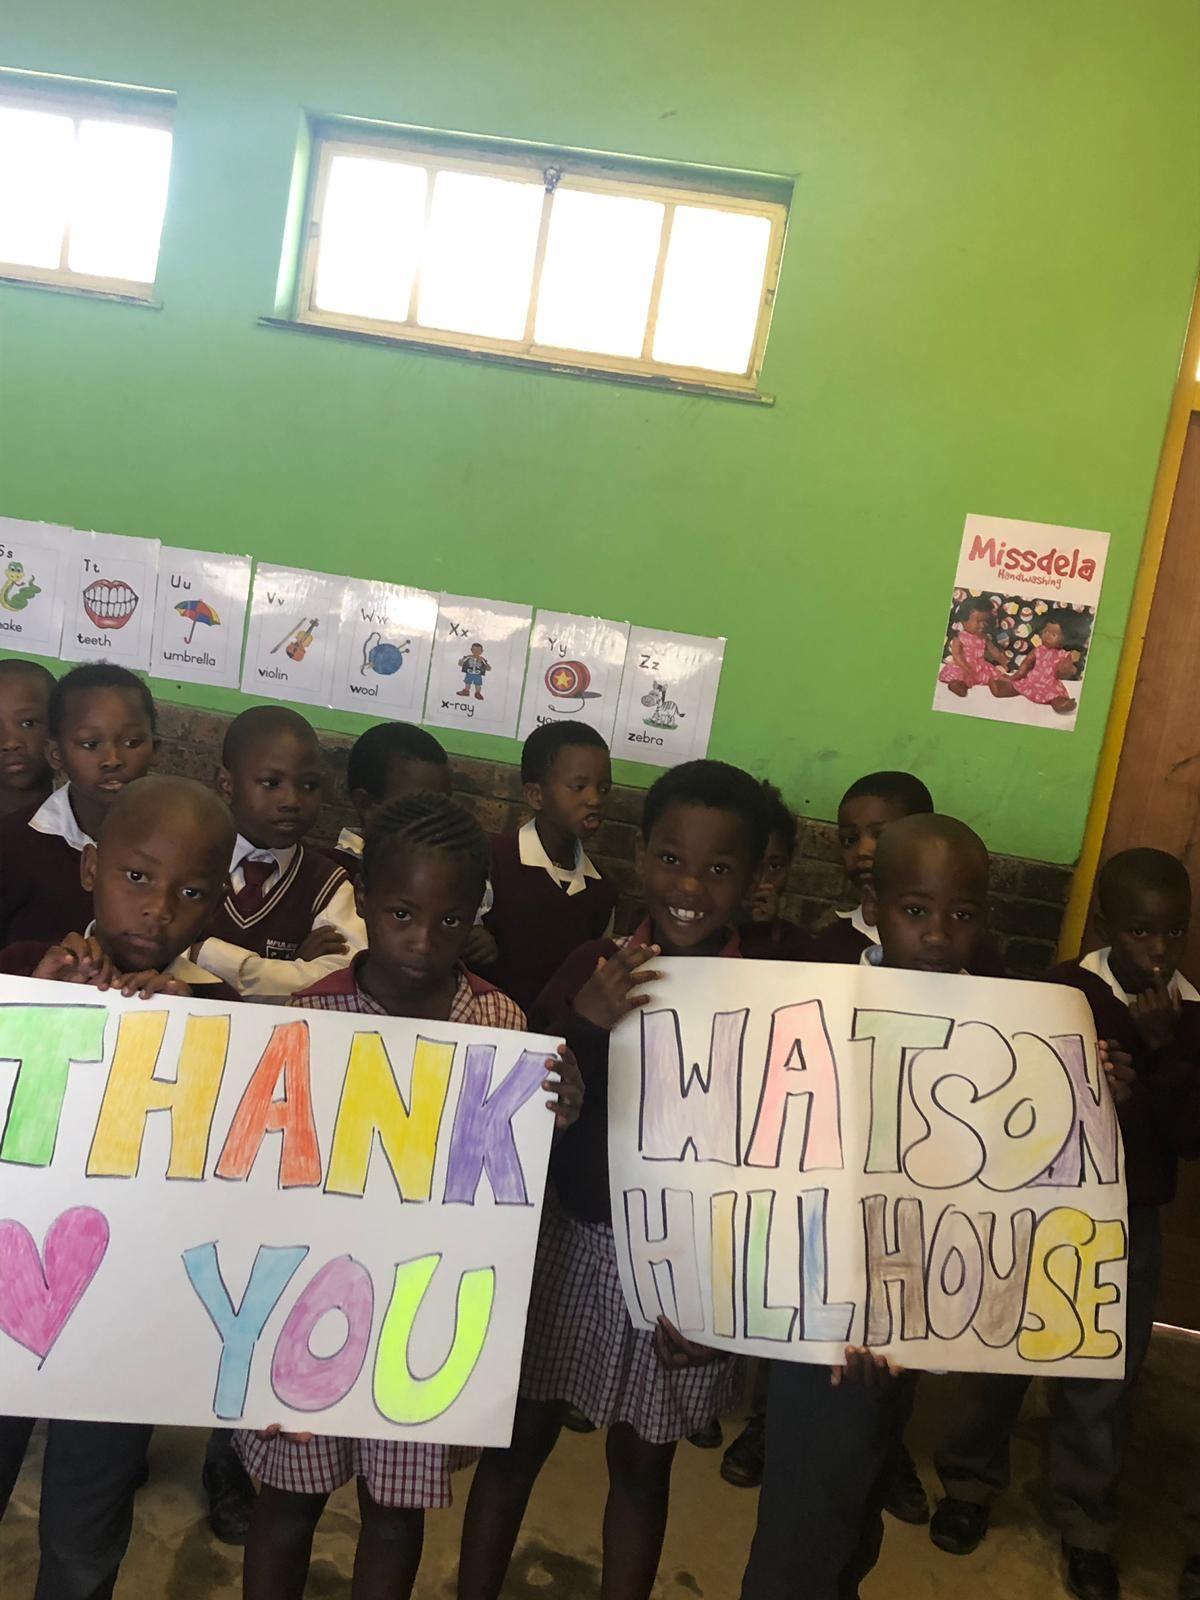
[0,651,1197,1600]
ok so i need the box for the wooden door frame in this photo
[1057,276,1200,958]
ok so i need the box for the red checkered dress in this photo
[234,959,527,1509]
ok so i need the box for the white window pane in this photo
[0,107,74,270]
[68,120,173,283]
[535,189,664,358]
[652,206,771,374]
[416,170,542,341]
[313,156,427,323]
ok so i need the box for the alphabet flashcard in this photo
[612,625,725,766]
[933,514,1110,732]
[0,517,71,659]
[60,529,160,671]
[331,578,439,720]
[424,594,533,738]
[150,547,253,690]
[241,563,347,707]
[517,610,630,744]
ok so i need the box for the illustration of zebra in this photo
[641,680,686,730]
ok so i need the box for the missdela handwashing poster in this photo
[932,514,1110,732]
[330,577,438,720]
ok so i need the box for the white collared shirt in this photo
[838,902,879,945]
[1079,946,1200,1008]
[229,834,296,895]
[518,817,601,898]
[28,785,93,853]
[335,826,494,919]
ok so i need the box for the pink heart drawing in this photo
[0,1207,110,1363]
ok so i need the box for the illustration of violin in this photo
[271,618,320,662]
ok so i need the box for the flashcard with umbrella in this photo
[151,547,253,689]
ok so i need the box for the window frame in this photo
[0,71,175,304]
[291,122,790,399]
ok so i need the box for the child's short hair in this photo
[1097,848,1191,916]
[222,705,316,767]
[48,663,156,739]
[1042,609,1074,641]
[641,760,771,861]
[347,722,448,799]
[761,780,798,857]
[361,792,490,894]
[873,813,989,897]
[521,721,609,785]
[0,657,55,695]
[840,770,934,817]
[958,595,995,622]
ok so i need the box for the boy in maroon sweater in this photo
[0,662,158,947]
[0,775,241,1599]
[0,657,54,817]
[932,848,1200,1600]
[737,780,811,963]
[332,720,455,878]
[191,706,365,998]
[483,721,618,1013]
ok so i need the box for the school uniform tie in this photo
[234,857,275,916]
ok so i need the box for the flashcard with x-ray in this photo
[424,594,532,738]
[60,529,160,671]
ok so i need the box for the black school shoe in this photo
[929,1496,989,1555]
[1181,1556,1200,1600]
[883,1443,930,1524]
[687,1418,724,1450]
[720,1413,765,1488]
[561,1404,597,1434]
[202,1448,256,1546]
[1064,1544,1119,1600]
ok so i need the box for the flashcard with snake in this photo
[150,547,253,690]
[612,625,726,767]
[330,577,439,720]
[0,518,71,659]
[60,529,160,671]
[240,563,347,707]
[517,610,630,744]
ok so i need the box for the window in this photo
[292,124,790,396]
[0,71,174,300]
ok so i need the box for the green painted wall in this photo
[2,1,1198,862]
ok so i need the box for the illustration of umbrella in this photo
[176,599,221,644]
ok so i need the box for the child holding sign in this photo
[933,847,1200,1600]
[0,775,236,1600]
[0,657,54,817]
[458,759,770,1600]
[0,663,158,946]
[236,792,581,1600]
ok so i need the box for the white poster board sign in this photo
[150,547,253,689]
[0,977,559,1444]
[241,564,346,708]
[613,626,725,767]
[609,960,1128,1378]
[423,594,533,739]
[518,611,630,744]
[933,514,1111,730]
[0,518,71,658]
[331,579,439,720]
[60,530,160,671]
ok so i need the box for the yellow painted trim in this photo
[1057,276,1200,958]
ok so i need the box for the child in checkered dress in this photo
[235,793,582,1600]
[458,760,771,1600]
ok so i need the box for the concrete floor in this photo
[3,1331,1198,1598]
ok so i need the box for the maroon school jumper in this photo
[0,796,93,947]
[0,939,241,1002]
[484,828,618,1015]
[810,909,1008,976]
[1044,958,1200,1206]
[201,845,348,962]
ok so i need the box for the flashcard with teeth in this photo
[612,626,726,768]
[60,529,160,670]
[0,518,72,658]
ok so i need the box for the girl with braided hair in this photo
[235,791,582,1600]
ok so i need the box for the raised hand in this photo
[574,942,662,1031]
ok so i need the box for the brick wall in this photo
[156,702,1074,976]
